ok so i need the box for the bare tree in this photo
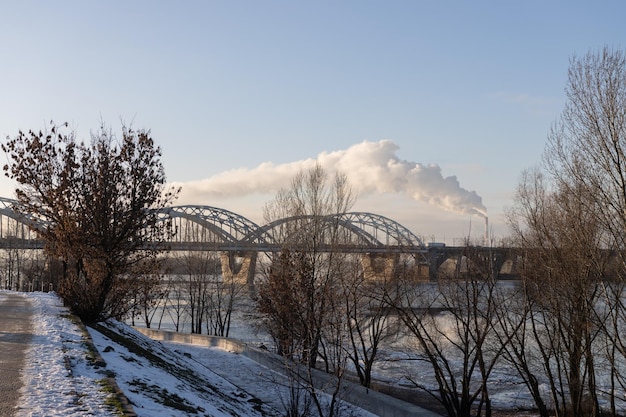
[492,279,550,417]
[258,249,316,359]
[544,47,626,248]
[1,239,23,290]
[168,249,245,337]
[341,256,393,388]
[504,47,626,416]
[0,218,31,290]
[174,251,218,334]
[21,250,50,292]
[205,256,245,337]
[258,164,355,368]
[543,47,626,416]
[163,276,187,332]
[2,122,179,321]
[388,244,502,417]
[597,268,626,417]
[256,164,356,417]
[128,258,169,329]
[507,168,611,417]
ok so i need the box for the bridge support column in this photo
[498,252,521,279]
[361,253,398,281]
[220,251,257,287]
[428,247,454,281]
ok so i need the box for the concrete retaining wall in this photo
[133,327,441,417]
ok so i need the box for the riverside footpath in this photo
[0,292,33,417]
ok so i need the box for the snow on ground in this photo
[15,292,112,417]
[15,292,378,417]
[15,290,576,417]
[88,320,281,416]
[143,300,541,414]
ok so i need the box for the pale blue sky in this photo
[1,1,624,243]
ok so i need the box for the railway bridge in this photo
[0,197,519,284]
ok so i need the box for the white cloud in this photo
[172,140,486,217]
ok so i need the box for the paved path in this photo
[0,292,33,417]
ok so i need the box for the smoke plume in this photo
[174,140,486,217]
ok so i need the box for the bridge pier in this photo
[428,247,452,281]
[498,253,522,279]
[220,251,257,287]
[361,253,398,281]
[427,247,518,280]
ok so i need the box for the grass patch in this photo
[91,324,168,368]
[128,379,201,414]
[97,378,125,416]
[91,323,217,394]
[61,313,103,365]
[91,322,270,416]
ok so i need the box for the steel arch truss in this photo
[0,197,43,241]
[0,198,425,254]
[339,212,425,248]
[162,205,271,249]
[258,212,425,252]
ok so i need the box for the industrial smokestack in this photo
[484,216,489,247]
